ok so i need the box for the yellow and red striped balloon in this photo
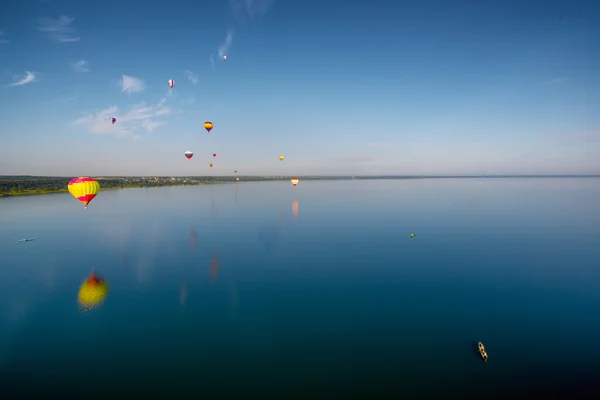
[68,177,100,209]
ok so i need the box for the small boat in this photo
[17,238,34,243]
[477,341,488,363]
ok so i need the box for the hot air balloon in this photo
[212,153,216,157]
[234,170,237,173]
[291,178,299,187]
[78,271,109,311]
[209,163,213,167]
[168,79,175,89]
[236,177,240,181]
[204,122,213,133]
[184,150,193,160]
[68,177,100,209]
[110,118,116,124]
[279,155,284,161]
[222,56,227,61]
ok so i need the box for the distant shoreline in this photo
[1,175,598,198]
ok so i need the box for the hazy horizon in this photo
[1,0,599,176]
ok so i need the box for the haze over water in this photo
[1,178,600,397]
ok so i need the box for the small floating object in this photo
[477,341,488,363]
[17,238,34,243]
[410,233,416,238]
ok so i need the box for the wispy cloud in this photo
[0,31,9,44]
[218,29,234,59]
[71,59,90,72]
[6,71,37,87]
[185,70,198,85]
[561,132,600,142]
[37,15,80,42]
[120,75,145,94]
[209,54,215,69]
[367,141,389,147]
[74,97,171,139]
[541,76,571,86]
[230,0,273,21]
[48,94,79,104]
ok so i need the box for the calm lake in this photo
[1,178,600,398]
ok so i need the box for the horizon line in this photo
[2,174,600,179]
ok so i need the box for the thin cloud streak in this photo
[71,60,90,72]
[230,0,273,21]
[120,75,145,94]
[185,70,198,85]
[6,71,37,87]
[74,97,171,139]
[541,76,571,86]
[218,30,234,59]
[209,54,215,69]
[0,31,9,43]
[37,15,80,42]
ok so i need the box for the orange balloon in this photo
[209,163,213,167]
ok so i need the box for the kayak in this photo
[478,341,488,363]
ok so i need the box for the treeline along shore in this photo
[0,175,598,198]
[0,175,350,197]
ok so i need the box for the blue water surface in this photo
[1,178,600,398]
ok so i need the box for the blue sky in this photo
[0,0,599,176]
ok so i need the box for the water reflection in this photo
[210,253,219,284]
[190,227,197,249]
[292,200,298,220]
[77,270,108,312]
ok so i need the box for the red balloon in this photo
[212,153,216,157]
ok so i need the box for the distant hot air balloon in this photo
[291,178,299,187]
[110,118,116,124]
[168,79,175,88]
[222,56,227,61]
[184,150,193,160]
[209,163,213,167]
[204,122,213,133]
[78,271,109,311]
[236,177,240,181]
[234,170,237,173]
[212,153,216,157]
[68,177,100,209]
[279,155,284,161]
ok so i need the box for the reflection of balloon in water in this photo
[110,117,116,124]
[209,163,213,168]
[292,200,299,219]
[78,271,109,311]
[168,79,175,88]
[204,122,213,133]
[184,150,193,160]
[190,228,197,248]
[210,253,219,283]
[68,177,100,209]
[291,178,299,187]
[279,155,284,161]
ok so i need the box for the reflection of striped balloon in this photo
[184,150,193,160]
[68,177,100,209]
